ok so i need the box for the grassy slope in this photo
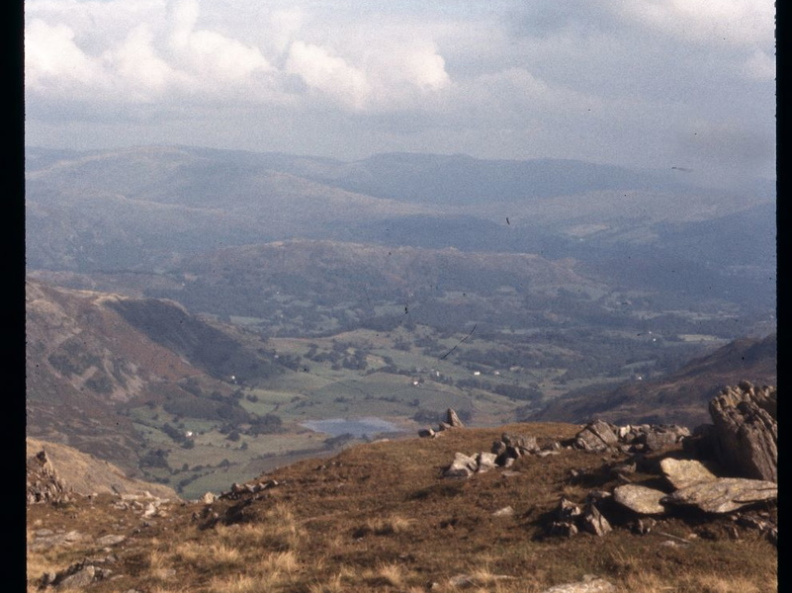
[26,422,776,593]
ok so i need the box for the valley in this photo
[25,146,776,501]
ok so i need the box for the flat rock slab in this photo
[613,484,667,515]
[540,577,616,593]
[663,477,777,513]
[660,458,717,490]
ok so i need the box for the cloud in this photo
[616,0,775,48]
[167,0,272,85]
[103,25,175,100]
[25,19,107,98]
[24,0,775,180]
[285,41,370,109]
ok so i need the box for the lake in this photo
[300,417,401,438]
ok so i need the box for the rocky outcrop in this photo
[443,432,559,477]
[707,382,777,482]
[549,497,612,537]
[26,438,178,501]
[39,559,114,590]
[573,421,689,454]
[27,450,73,505]
[418,408,465,437]
[445,408,464,428]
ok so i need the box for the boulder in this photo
[643,430,679,452]
[708,383,777,482]
[475,452,498,473]
[443,452,478,478]
[502,433,539,454]
[556,497,583,521]
[446,408,465,428]
[659,458,717,490]
[612,484,667,515]
[492,506,515,517]
[418,428,436,438]
[42,561,112,590]
[581,503,612,536]
[574,420,619,452]
[662,477,777,514]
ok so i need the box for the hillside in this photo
[532,333,777,427]
[26,145,774,317]
[27,437,178,500]
[26,419,776,593]
[26,279,287,473]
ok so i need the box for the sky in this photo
[24,0,776,182]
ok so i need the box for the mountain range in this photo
[25,144,776,495]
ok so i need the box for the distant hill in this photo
[307,152,696,205]
[26,279,287,471]
[531,333,777,427]
[25,145,775,317]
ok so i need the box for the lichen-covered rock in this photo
[581,503,612,536]
[662,477,777,513]
[443,452,478,478]
[446,408,464,428]
[612,484,667,515]
[574,420,619,452]
[709,383,777,482]
[660,458,717,490]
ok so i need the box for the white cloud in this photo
[166,0,272,87]
[25,19,107,97]
[102,25,175,100]
[286,41,371,109]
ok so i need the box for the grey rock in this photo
[443,452,478,478]
[492,440,507,455]
[47,561,112,590]
[643,430,679,452]
[574,420,619,452]
[612,484,667,515]
[475,452,498,473]
[662,477,777,513]
[418,428,435,438]
[660,458,717,490]
[582,503,612,536]
[492,506,515,517]
[446,408,464,428]
[557,497,583,520]
[709,384,777,482]
[537,450,560,457]
[502,432,539,453]
[96,534,126,546]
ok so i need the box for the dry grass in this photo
[26,424,777,593]
[357,514,416,536]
